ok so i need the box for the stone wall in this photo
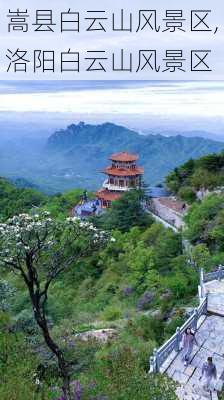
[150,197,185,230]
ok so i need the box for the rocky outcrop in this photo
[75,328,117,343]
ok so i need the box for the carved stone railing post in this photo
[201,267,204,283]
[149,355,155,373]
[205,293,209,312]
[175,327,181,352]
[193,309,198,331]
[200,267,204,285]
[149,348,159,373]
[218,265,222,281]
[199,268,205,299]
[198,285,202,301]
[152,348,158,373]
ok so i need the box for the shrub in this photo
[166,274,189,300]
[13,309,37,334]
[178,186,196,203]
[101,305,122,321]
[83,345,177,400]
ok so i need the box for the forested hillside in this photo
[166,152,224,203]
[46,122,224,190]
[0,159,224,399]
[1,122,223,194]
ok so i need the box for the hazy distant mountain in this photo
[45,122,224,191]
[0,122,223,194]
[150,130,224,142]
[10,177,40,190]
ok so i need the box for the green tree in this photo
[0,212,109,400]
[178,186,196,204]
[185,194,224,249]
[0,280,16,312]
[166,152,224,201]
[99,189,153,232]
[191,244,210,270]
[190,168,219,191]
[0,178,46,221]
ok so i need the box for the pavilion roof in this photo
[103,167,144,177]
[109,152,139,162]
[96,189,122,201]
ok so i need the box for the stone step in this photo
[176,382,213,400]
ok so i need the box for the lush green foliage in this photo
[185,194,224,251]
[0,180,191,398]
[0,177,46,220]
[2,114,224,399]
[3,166,223,398]
[0,313,48,400]
[45,122,224,191]
[166,152,224,201]
[2,148,224,398]
[0,176,92,222]
[81,344,177,400]
[94,190,153,232]
[43,189,92,219]
[183,193,224,276]
[0,208,197,397]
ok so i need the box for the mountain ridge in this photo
[0,122,223,194]
[46,122,224,190]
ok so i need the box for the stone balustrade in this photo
[150,266,224,374]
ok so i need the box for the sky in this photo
[0,80,223,118]
[1,0,224,138]
[0,80,224,139]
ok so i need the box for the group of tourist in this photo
[182,328,217,392]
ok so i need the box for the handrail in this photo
[150,265,224,372]
[200,266,224,299]
[203,266,224,283]
[150,267,224,374]
[149,296,207,373]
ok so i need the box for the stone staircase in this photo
[167,313,224,400]
[176,382,218,400]
[150,269,224,400]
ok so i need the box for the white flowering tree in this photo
[0,212,110,400]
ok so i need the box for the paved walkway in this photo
[146,210,178,233]
[205,280,224,317]
[166,314,224,399]
[150,270,224,399]
[164,280,224,399]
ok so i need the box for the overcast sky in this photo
[0,80,224,138]
[1,1,224,138]
[0,81,222,118]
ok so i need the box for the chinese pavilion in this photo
[96,151,144,208]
